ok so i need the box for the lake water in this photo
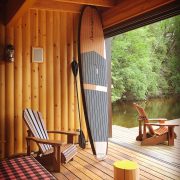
[112,96,180,128]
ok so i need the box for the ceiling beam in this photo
[102,0,176,29]
[6,0,36,27]
[32,0,82,13]
[52,0,116,7]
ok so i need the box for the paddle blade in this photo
[71,59,78,77]
[78,130,86,149]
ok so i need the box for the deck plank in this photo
[59,166,80,180]
[108,143,180,176]
[53,119,180,179]
[70,158,103,180]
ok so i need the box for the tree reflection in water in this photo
[112,96,180,128]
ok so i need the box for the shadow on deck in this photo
[53,119,180,180]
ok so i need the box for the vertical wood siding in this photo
[22,11,31,151]
[0,9,87,157]
[5,26,14,156]
[0,19,5,158]
[67,13,74,131]
[14,18,23,154]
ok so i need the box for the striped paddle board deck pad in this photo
[78,6,108,160]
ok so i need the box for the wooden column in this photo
[67,13,74,131]
[38,10,47,125]
[0,60,5,158]
[30,9,39,110]
[46,11,54,139]
[105,38,112,138]
[14,18,23,154]
[60,12,68,141]
[5,26,14,156]
[53,11,61,140]
[22,11,31,152]
[0,20,5,158]
[30,9,39,150]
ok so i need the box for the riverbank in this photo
[113,94,180,103]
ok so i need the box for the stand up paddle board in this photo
[78,6,108,160]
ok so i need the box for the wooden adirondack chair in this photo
[133,103,178,146]
[23,108,79,172]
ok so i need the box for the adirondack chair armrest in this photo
[148,118,167,123]
[26,137,64,146]
[47,130,80,144]
[145,123,179,127]
[47,130,79,136]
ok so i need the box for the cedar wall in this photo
[0,9,87,158]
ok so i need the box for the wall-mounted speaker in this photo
[32,47,43,63]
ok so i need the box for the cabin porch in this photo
[0,0,180,179]
[53,120,180,180]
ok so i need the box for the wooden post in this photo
[22,11,31,152]
[38,10,47,126]
[105,38,112,138]
[53,11,61,140]
[5,26,14,156]
[0,18,5,158]
[114,160,139,180]
[67,13,74,131]
[60,12,68,142]
[14,18,23,154]
[46,11,54,139]
[0,61,5,158]
[30,9,39,151]
[30,9,39,110]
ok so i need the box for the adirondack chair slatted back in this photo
[23,108,52,153]
[133,103,155,135]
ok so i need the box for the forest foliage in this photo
[111,15,180,102]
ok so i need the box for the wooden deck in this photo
[53,119,180,180]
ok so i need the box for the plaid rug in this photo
[0,156,56,180]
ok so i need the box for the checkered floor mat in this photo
[0,156,56,179]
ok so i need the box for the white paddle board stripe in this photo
[83,84,107,92]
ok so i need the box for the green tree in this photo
[111,15,180,102]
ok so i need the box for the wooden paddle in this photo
[71,59,86,149]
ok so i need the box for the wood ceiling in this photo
[2,0,178,31]
[102,0,176,29]
[5,0,117,27]
[31,0,115,13]
[44,0,116,7]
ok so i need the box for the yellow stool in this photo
[114,160,139,180]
